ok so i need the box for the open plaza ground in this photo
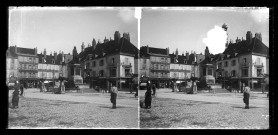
[8,88,139,129]
[139,88,269,129]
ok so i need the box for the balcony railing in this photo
[254,62,264,67]
[240,62,251,67]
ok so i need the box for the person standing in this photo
[134,84,138,98]
[152,83,156,96]
[243,83,250,109]
[110,84,118,109]
[20,84,24,96]
[12,81,20,109]
[145,82,152,109]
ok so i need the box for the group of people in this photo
[11,81,25,109]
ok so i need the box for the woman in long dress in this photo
[12,82,20,109]
[145,82,152,109]
[243,83,250,109]
[110,84,118,109]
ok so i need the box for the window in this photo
[224,61,228,67]
[231,70,236,77]
[232,60,236,66]
[86,62,90,69]
[257,68,262,77]
[125,58,129,65]
[208,68,213,75]
[29,57,32,62]
[224,71,228,77]
[242,68,248,77]
[161,65,164,70]
[99,70,104,77]
[125,68,130,77]
[75,68,81,75]
[110,67,117,77]
[256,57,261,64]
[93,61,96,67]
[92,71,96,77]
[218,62,222,69]
[111,58,115,64]
[243,58,247,64]
[143,59,146,64]
[161,57,164,62]
[99,60,104,66]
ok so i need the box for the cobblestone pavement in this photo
[140,88,269,129]
[8,89,139,129]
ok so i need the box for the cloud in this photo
[202,25,227,54]
[250,8,269,23]
[117,8,136,23]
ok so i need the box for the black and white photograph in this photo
[6,7,270,129]
[139,7,269,129]
[7,7,139,129]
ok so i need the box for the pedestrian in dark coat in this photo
[12,82,20,108]
[152,83,156,96]
[20,84,24,96]
[145,82,152,109]
[110,84,118,109]
[243,83,250,109]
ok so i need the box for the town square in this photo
[6,7,270,129]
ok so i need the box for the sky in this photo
[9,7,269,56]
[9,7,138,55]
[141,7,269,55]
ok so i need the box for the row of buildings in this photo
[6,31,269,90]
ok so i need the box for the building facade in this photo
[77,31,139,90]
[140,45,171,87]
[37,49,69,81]
[214,31,269,90]
[6,46,18,83]
[169,50,199,83]
[11,46,39,87]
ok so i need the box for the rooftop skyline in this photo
[9,7,269,56]
[9,7,138,55]
[141,7,269,55]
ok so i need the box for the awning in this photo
[120,80,126,83]
[140,83,147,86]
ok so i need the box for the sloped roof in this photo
[37,53,64,65]
[7,46,18,58]
[169,53,196,65]
[16,47,36,55]
[140,46,168,58]
[76,37,139,63]
[220,38,268,60]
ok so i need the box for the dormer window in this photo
[52,59,55,64]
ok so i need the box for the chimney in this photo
[50,52,52,57]
[44,48,46,58]
[114,31,121,44]
[242,37,244,41]
[147,45,149,54]
[255,33,262,42]
[62,51,65,62]
[81,42,85,52]
[110,37,112,41]
[246,31,253,44]
[15,45,17,54]
[92,38,96,50]
[167,47,169,55]
[186,51,189,61]
[34,47,37,55]
[175,48,178,58]
[54,51,57,60]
